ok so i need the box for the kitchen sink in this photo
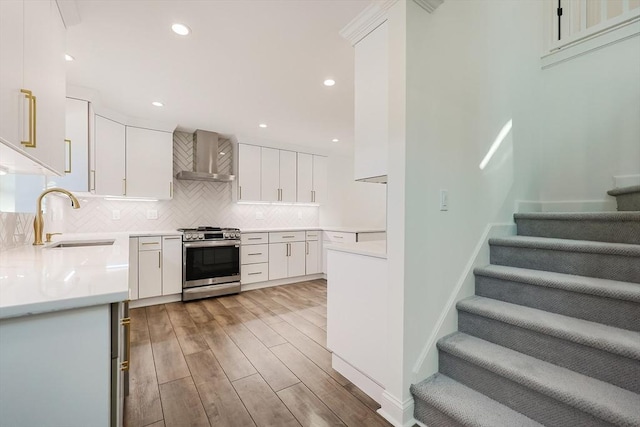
[47,239,115,248]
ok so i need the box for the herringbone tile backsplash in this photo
[54,131,319,233]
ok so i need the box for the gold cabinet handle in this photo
[120,315,131,371]
[20,89,36,148]
[64,139,72,173]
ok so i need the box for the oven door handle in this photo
[183,240,240,248]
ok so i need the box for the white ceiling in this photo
[64,0,369,152]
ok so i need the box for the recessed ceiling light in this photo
[65,54,74,61]
[259,123,267,128]
[171,23,190,36]
[323,79,336,87]
[152,101,164,107]
[332,138,339,142]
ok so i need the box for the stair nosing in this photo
[437,332,640,426]
[514,211,640,221]
[488,235,640,257]
[608,185,640,196]
[456,295,640,359]
[473,265,640,303]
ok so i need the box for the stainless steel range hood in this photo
[176,130,235,182]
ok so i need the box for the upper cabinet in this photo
[297,153,327,204]
[125,126,173,199]
[94,115,126,196]
[0,0,66,175]
[49,97,90,192]
[354,21,388,183]
[261,148,296,202]
[237,143,327,205]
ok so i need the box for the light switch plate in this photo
[146,209,158,220]
[440,190,449,211]
[112,210,120,220]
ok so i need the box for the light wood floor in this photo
[124,279,392,427]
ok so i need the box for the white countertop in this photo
[325,240,387,259]
[0,233,130,319]
[129,230,182,237]
[241,226,386,234]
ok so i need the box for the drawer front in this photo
[322,231,356,243]
[241,244,268,264]
[269,231,305,243]
[241,263,269,284]
[139,236,162,251]
[241,233,269,245]
[305,230,320,241]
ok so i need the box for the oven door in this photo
[183,240,240,288]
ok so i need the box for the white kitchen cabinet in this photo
[94,115,126,196]
[297,153,327,204]
[354,20,388,182]
[129,237,139,300]
[0,0,66,174]
[261,148,296,202]
[138,250,162,299]
[240,232,269,284]
[125,126,173,199]
[305,239,320,275]
[238,144,261,201]
[49,98,89,191]
[162,236,183,295]
[268,231,306,280]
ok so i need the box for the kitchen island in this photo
[325,239,388,405]
[0,233,130,427]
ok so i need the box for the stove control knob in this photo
[234,232,240,238]
[223,232,229,238]
[198,233,204,240]
[185,233,192,240]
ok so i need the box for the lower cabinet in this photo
[129,235,182,300]
[269,241,306,280]
[305,230,321,275]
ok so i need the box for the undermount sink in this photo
[47,239,115,248]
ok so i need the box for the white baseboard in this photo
[240,274,325,292]
[517,199,617,213]
[332,354,384,404]
[130,293,181,308]
[379,390,417,427]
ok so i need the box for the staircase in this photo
[411,206,640,426]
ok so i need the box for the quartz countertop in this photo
[241,226,386,234]
[324,240,387,259]
[128,230,182,237]
[0,233,130,319]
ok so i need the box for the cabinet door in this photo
[305,240,319,275]
[238,144,261,201]
[312,155,327,205]
[261,147,279,201]
[50,98,89,191]
[162,236,182,295]
[129,238,139,300]
[138,250,162,299]
[0,0,23,149]
[23,0,66,174]
[296,153,313,203]
[288,241,306,277]
[268,243,288,280]
[94,115,126,196]
[279,150,297,202]
[126,126,173,199]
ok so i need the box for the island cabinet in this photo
[268,231,306,280]
[0,302,128,427]
[0,0,66,174]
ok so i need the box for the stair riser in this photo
[615,193,640,211]
[490,245,640,283]
[515,219,640,245]
[458,312,640,393]
[475,275,640,331]
[438,352,615,427]
[413,398,466,427]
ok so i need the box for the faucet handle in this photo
[45,232,62,243]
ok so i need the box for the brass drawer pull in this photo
[20,89,36,148]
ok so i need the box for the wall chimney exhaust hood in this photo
[176,130,235,182]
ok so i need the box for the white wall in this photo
[538,35,640,202]
[319,147,387,228]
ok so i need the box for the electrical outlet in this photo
[440,190,449,211]
[112,210,120,220]
[146,209,158,220]
[256,211,264,220]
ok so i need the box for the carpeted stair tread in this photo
[437,333,640,426]
[489,236,640,257]
[514,211,640,221]
[456,296,640,360]
[411,373,544,427]
[474,265,640,303]
[608,185,640,196]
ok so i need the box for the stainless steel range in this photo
[178,226,241,301]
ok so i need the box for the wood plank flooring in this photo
[124,279,391,427]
